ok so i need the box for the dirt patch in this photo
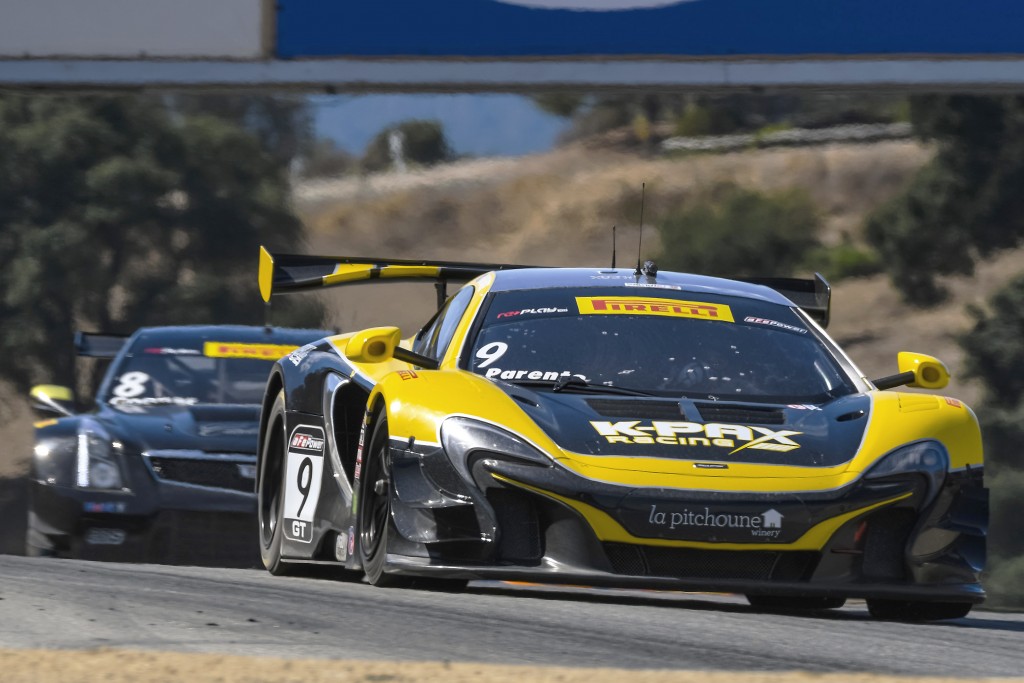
[0,649,1014,683]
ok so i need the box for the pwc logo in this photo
[494,0,695,10]
[576,296,734,322]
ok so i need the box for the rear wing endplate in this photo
[74,332,129,359]
[259,247,536,309]
[738,273,831,328]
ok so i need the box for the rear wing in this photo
[258,247,832,326]
[74,332,129,359]
[738,273,831,328]
[259,247,536,308]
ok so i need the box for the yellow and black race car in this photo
[255,248,987,621]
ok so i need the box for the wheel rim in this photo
[360,438,390,564]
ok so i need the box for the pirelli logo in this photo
[203,342,298,361]
[576,297,733,322]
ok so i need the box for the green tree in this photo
[656,184,820,278]
[0,95,322,395]
[362,119,451,173]
[958,275,1024,606]
[866,95,1024,305]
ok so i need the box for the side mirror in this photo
[30,384,76,417]
[898,352,950,389]
[345,327,402,363]
[872,352,950,391]
[343,326,440,370]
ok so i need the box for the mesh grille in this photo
[148,457,255,493]
[587,399,684,420]
[694,403,785,424]
[604,543,817,581]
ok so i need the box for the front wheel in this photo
[358,415,412,587]
[866,599,972,621]
[257,390,291,576]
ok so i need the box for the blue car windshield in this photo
[467,288,856,404]
[102,342,284,407]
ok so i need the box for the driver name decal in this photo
[591,420,801,453]
[576,296,734,322]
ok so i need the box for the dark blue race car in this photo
[27,324,329,565]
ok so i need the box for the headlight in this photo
[440,417,551,483]
[76,419,125,490]
[864,440,948,504]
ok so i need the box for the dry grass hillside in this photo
[298,139,1021,407]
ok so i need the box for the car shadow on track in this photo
[467,582,1022,630]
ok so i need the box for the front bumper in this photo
[377,440,987,602]
[29,478,259,567]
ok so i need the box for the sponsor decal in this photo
[336,532,349,561]
[203,342,299,361]
[144,347,201,355]
[83,501,127,513]
[590,274,631,280]
[591,420,802,454]
[290,432,325,452]
[288,342,318,366]
[693,462,728,469]
[576,296,734,322]
[945,397,963,408]
[397,370,419,380]
[33,419,58,429]
[109,396,198,406]
[743,316,808,335]
[787,404,822,411]
[284,425,325,543]
[347,525,356,557]
[496,307,569,319]
[647,504,784,539]
[624,282,682,291]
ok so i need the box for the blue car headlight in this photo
[440,417,551,483]
[864,440,948,505]
[75,419,126,491]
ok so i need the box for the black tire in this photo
[866,599,972,621]
[258,390,291,576]
[358,415,412,587]
[746,595,846,611]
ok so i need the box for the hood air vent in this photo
[694,403,785,425]
[587,399,683,420]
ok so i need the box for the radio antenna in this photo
[611,225,617,269]
[635,182,646,275]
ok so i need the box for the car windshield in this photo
[102,341,289,407]
[467,287,856,404]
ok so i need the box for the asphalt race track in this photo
[1,555,1022,676]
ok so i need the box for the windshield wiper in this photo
[507,375,655,397]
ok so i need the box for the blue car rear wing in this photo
[74,332,129,359]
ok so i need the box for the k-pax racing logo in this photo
[591,420,802,454]
[576,296,734,322]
